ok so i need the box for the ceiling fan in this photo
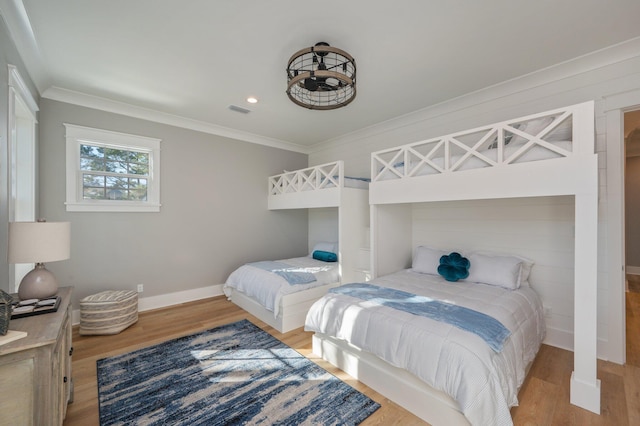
[286,42,357,110]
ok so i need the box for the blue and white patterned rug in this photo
[97,319,380,425]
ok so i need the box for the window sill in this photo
[65,202,161,213]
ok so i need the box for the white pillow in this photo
[310,241,338,256]
[467,253,523,290]
[412,246,447,275]
[516,256,534,287]
[471,251,534,287]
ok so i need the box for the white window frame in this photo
[64,124,161,212]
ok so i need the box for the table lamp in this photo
[8,220,71,300]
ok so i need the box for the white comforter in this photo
[224,257,339,317]
[304,269,545,426]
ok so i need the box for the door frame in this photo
[7,64,38,292]
[605,88,640,364]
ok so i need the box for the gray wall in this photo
[0,15,40,293]
[38,99,308,306]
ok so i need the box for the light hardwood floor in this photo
[64,293,640,426]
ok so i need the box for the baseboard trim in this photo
[626,266,640,275]
[72,284,225,325]
[544,326,611,362]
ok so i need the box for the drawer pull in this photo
[69,347,74,356]
[63,376,68,383]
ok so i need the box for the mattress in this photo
[224,256,340,317]
[305,269,545,426]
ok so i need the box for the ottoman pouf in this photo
[79,290,138,335]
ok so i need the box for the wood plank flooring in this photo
[64,293,640,426]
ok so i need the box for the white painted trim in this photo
[8,64,38,117]
[7,64,37,292]
[570,372,602,415]
[43,86,310,154]
[603,88,640,365]
[626,266,640,275]
[71,284,224,325]
[64,123,161,212]
[0,0,51,93]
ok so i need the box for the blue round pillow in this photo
[437,252,470,282]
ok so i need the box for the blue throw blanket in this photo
[330,283,511,352]
[249,261,317,285]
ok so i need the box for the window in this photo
[65,124,161,212]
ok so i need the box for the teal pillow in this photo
[313,250,338,262]
[437,252,470,282]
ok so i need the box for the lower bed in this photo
[305,269,546,426]
[224,256,340,333]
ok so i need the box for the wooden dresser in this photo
[0,287,73,426]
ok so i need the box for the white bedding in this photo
[224,256,340,317]
[304,269,545,426]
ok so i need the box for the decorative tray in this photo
[10,296,61,319]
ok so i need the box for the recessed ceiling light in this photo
[247,97,258,104]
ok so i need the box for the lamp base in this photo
[18,263,59,300]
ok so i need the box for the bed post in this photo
[570,165,601,413]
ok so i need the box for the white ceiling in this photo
[5,0,640,151]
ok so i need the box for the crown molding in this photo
[315,36,640,152]
[0,0,51,93]
[42,87,310,154]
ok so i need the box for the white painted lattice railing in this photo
[372,102,594,182]
[269,161,344,195]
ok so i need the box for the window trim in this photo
[65,124,161,212]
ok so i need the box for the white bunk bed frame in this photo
[311,102,600,423]
[227,161,369,333]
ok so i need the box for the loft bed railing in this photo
[269,161,344,196]
[371,102,594,183]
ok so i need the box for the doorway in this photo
[624,109,640,366]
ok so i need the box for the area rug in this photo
[97,319,380,425]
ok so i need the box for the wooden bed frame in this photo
[226,161,369,333]
[312,101,600,423]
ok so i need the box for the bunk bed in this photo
[306,102,599,424]
[224,161,369,333]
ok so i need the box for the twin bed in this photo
[226,102,599,424]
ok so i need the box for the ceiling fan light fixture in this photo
[286,42,356,110]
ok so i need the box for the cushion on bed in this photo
[312,250,338,262]
[437,252,470,282]
[473,251,534,288]
[412,246,447,275]
[516,255,534,287]
[309,241,338,257]
[466,253,524,289]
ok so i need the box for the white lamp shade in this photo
[8,221,71,264]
